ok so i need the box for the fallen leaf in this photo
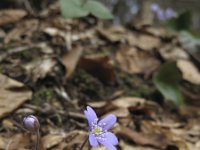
[63,130,88,149]
[140,120,190,150]
[24,57,57,82]
[78,54,116,84]
[0,133,31,149]
[0,74,32,118]
[116,46,160,74]
[111,97,147,108]
[0,29,5,39]
[42,133,65,149]
[109,108,131,126]
[127,32,161,51]
[159,45,189,60]
[177,59,200,84]
[117,125,169,149]
[61,46,83,79]
[88,101,107,108]
[119,140,156,150]
[97,26,127,42]
[4,19,39,44]
[139,25,167,37]
[0,9,27,26]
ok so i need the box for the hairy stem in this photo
[35,129,40,150]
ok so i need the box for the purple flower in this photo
[157,9,166,21]
[23,115,40,132]
[165,8,176,19]
[84,106,118,150]
[151,3,160,13]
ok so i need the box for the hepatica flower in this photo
[151,3,177,21]
[84,106,118,150]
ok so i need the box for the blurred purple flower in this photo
[84,106,118,150]
[165,8,177,19]
[157,10,166,21]
[151,3,160,12]
[151,3,177,21]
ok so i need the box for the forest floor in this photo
[0,2,200,150]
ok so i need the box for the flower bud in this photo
[23,115,40,132]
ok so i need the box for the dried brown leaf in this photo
[24,57,57,82]
[159,45,189,60]
[78,54,116,84]
[42,133,65,149]
[0,133,31,149]
[61,46,83,79]
[177,59,200,84]
[4,19,39,44]
[0,74,32,118]
[97,26,127,42]
[127,33,160,51]
[117,126,169,149]
[63,130,88,150]
[119,140,157,150]
[111,97,146,108]
[116,46,160,74]
[0,9,27,26]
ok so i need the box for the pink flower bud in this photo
[23,115,40,132]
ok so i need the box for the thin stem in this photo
[80,136,89,150]
[35,129,40,150]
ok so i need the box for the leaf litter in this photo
[0,2,200,150]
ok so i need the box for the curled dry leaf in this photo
[87,101,107,108]
[78,54,116,84]
[42,133,65,149]
[108,108,131,126]
[63,130,88,149]
[111,97,159,117]
[24,57,57,82]
[0,9,27,26]
[4,19,39,44]
[119,140,156,150]
[61,46,83,79]
[0,29,5,39]
[177,59,200,84]
[111,97,147,108]
[127,32,161,51]
[138,25,167,37]
[117,125,169,149]
[116,46,160,74]
[159,45,189,60]
[97,26,127,42]
[140,120,190,150]
[0,74,32,118]
[0,133,30,149]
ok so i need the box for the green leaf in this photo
[60,0,89,18]
[166,11,191,31]
[83,1,113,19]
[179,31,200,52]
[153,62,184,106]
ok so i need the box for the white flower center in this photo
[92,126,102,135]
[91,118,107,141]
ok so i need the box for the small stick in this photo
[80,136,89,150]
